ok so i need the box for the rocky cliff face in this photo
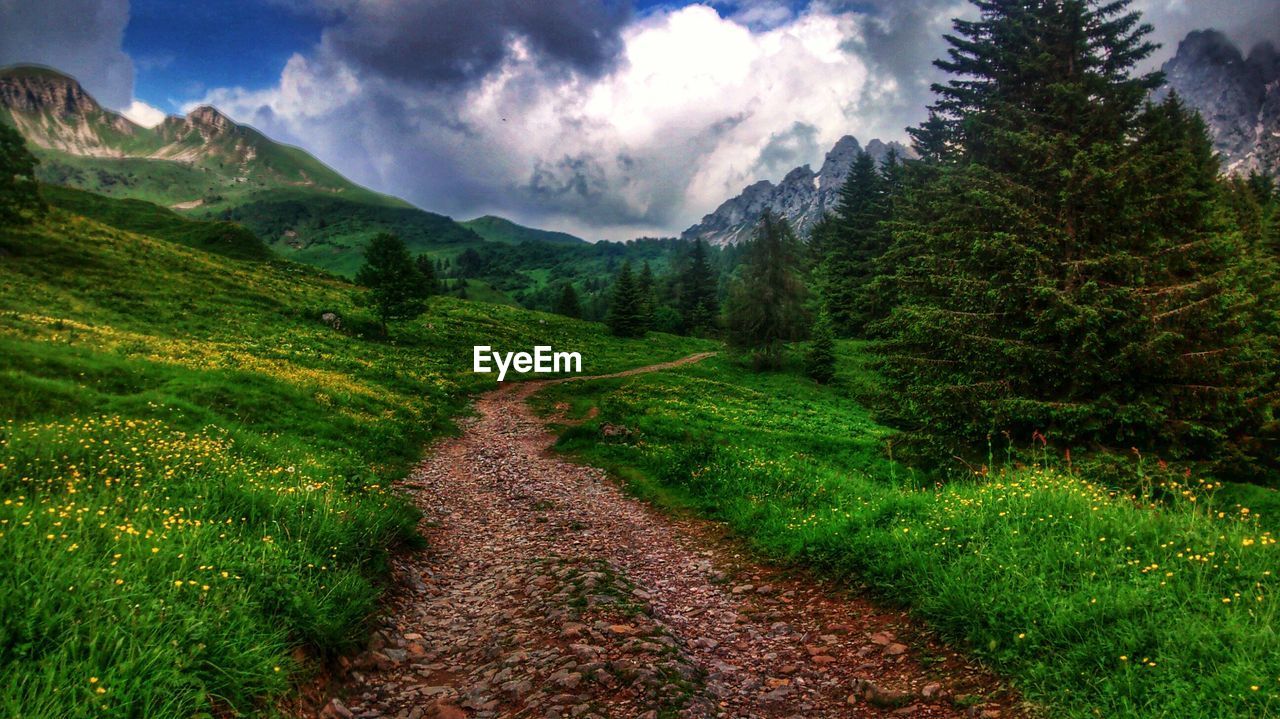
[1161,30,1280,179]
[681,135,912,246]
[0,66,138,157]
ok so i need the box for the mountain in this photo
[681,136,912,246]
[0,65,366,197]
[1161,30,1280,179]
[0,64,503,276]
[461,215,588,245]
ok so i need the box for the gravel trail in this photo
[321,354,1024,719]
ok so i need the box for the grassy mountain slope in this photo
[461,215,588,245]
[219,191,485,276]
[40,184,270,260]
[0,197,710,717]
[0,66,637,286]
[535,350,1280,719]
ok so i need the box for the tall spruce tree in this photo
[878,0,1277,467]
[555,283,582,319]
[805,307,837,384]
[637,261,657,332]
[678,239,718,334]
[414,254,439,296]
[725,213,809,369]
[607,261,645,338]
[821,149,892,335]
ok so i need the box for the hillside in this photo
[462,215,588,245]
[0,195,710,717]
[0,65,501,276]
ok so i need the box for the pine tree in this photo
[555,283,582,319]
[414,254,439,296]
[725,213,809,369]
[878,0,1279,469]
[0,122,43,225]
[355,233,429,334]
[678,240,718,334]
[821,150,890,335]
[607,261,645,338]
[805,307,837,384]
[637,261,657,332]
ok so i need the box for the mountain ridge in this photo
[461,215,588,246]
[1159,30,1280,180]
[681,135,913,247]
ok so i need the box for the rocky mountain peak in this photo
[186,105,234,133]
[816,135,862,194]
[0,65,105,118]
[1247,41,1280,81]
[781,165,816,187]
[1161,29,1280,179]
[682,134,913,246]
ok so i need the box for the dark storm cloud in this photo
[322,0,632,90]
[0,0,134,107]
[753,121,820,177]
[834,0,970,138]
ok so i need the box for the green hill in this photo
[39,184,270,260]
[0,64,480,274]
[461,215,588,245]
[0,193,710,717]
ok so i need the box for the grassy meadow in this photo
[0,204,710,717]
[533,348,1280,719]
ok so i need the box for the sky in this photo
[2,0,1278,240]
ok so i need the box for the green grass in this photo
[39,185,270,260]
[533,347,1280,719]
[0,202,710,717]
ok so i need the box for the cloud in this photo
[0,0,134,108]
[204,2,886,238]
[316,0,632,90]
[122,98,166,127]
[10,0,1272,241]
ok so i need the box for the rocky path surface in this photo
[319,355,1025,719]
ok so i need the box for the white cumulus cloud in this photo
[121,99,167,128]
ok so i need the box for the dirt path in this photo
[321,355,1024,719]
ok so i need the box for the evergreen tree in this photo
[555,283,582,319]
[637,261,657,332]
[821,150,890,335]
[355,233,430,334]
[0,122,43,225]
[678,239,718,334]
[456,248,483,278]
[725,213,808,369]
[1245,170,1275,208]
[607,261,645,338]
[414,254,439,296]
[877,0,1278,469]
[805,307,837,384]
